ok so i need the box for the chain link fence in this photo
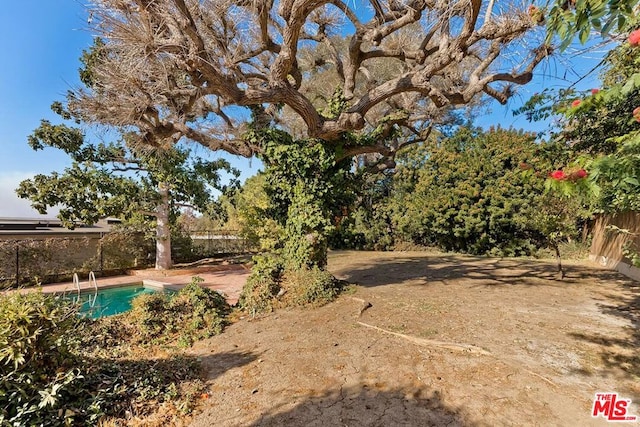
[187,230,250,255]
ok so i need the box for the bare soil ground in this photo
[188,251,640,426]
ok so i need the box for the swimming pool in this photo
[66,285,159,319]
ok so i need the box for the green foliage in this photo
[239,255,341,314]
[336,127,587,257]
[0,292,84,426]
[622,239,640,266]
[601,28,640,86]
[520,27,640,213]
[0,282,227,425]
[17,137,236,230]
[98,227,155,271]
[78,37,106,88]
[279,267,342,307]
[333,174,396,251]
[545,0,640,51]
[221,173,284,250]
[526,193,587,255]
[238,254,283,315]
[127,277,231,347]
[401,127,547,255]
[83,354,205,422]
[564,86,640,155]
[238,125,357,313]
[590,130,640,211]
[320,87,348,119]
[252,133,356,269]
[412,129,541,255]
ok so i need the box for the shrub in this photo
[127,277,231,346]
[238,254,283,315]
[168,279,231,346]
[239,254,343,314]
[128,292,168,340]
[278,267,342,307]
[0,285,223,426]
[0,291,87,426]
[341,127,586,257]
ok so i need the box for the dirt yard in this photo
[187,251,640,426]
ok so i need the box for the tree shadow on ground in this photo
[85,350,258,421]
[198,350,259,380]
[568,277,640,385]
[248,386,474,427]
[333,253,627,289]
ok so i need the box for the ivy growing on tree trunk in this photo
[238,125,358,313]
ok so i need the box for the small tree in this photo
[17,118,237,270]
[16,40,239,270]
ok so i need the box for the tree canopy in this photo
[515,18,640,212]
[545,0,640,49]
[17,108,238,269]
[18,120,234,225]
[69,0,556,171]
[333,126,587,256]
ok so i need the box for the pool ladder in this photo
[73,271,98,307]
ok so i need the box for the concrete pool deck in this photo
[15,264,250,305]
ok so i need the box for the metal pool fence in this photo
[0,230,251,288]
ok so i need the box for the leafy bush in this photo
[334,127,586,257]
[0,284,223,426]
[127,277,231,347]
[0,291,87,426]
[238,254,283,315]
[239,254,343,314]
[279,267,342,307]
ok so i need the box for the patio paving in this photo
[17,264,250,305]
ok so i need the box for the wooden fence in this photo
[589,211,640,281]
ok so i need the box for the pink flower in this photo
[634,106,640,122]
[550,170,566,180]
[591,88,599,95]
[574,169,587,179]
[629,29,640,46]
[571,99,581,108]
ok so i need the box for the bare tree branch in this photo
[76,0,549,169]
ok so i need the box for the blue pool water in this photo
[66,285,159,318]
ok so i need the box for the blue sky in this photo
[0,2,606,218]
[0,1,89,217]
[0,1,259,217]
